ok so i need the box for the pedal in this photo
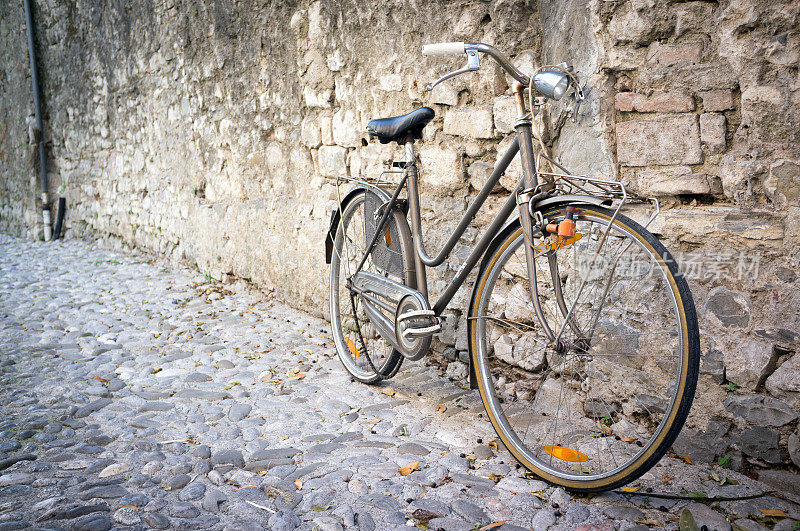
[397,309,441,339]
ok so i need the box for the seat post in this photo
[404,134,416,165]
[402,134,428,299]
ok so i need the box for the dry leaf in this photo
[620,485,641,492]
[436,405,447,413]
[398,461,421,476]
[678,454,693,465]
[93,376,108,384]
[533,491,548,501]
[119,505,139,511]
[381,387,396,397]
[662,475,675,483]
[620,436,636,443]
[261,377,282,383]
[235,485,259,491]
[488,441,498,450]
[294,479,302,490]
[479,522,508,531]
[758,509,788,518]
[286,374,306,381]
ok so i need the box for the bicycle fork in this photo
[511,82,582,351]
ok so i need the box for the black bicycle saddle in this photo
[366,107,435,144]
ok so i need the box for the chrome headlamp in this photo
[532,70,570,101]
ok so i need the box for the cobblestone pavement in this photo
[1,233,798,531]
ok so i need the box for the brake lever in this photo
[570,83,585,123]
[425,49,481,91]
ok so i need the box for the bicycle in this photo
[324,42,699,492]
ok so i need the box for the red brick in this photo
[616,114,702,166]
[615,92,637,111]
[701,90,734,111]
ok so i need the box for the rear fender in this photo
[324,185,392,264]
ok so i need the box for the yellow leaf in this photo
[398,461,421,476]
[93,376,108,384]
[479,522,508,531]
[436,405,447,413]
[381,387,396,396]
[662,475,675,483]
[294,479,303,490]
[620,485,641,492]
[544,445,588,463]
[488,441,498,450]
[758,509,788,518]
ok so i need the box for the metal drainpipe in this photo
[23,0,52,241]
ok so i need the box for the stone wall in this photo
[1,0,798,478]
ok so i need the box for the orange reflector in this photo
[345,337,361,358]
[544,445,589,462]
[384,228,392,246]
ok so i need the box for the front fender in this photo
[324,184,393,264]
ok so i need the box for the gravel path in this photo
[1,233,797,531]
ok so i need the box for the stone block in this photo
[419,146,465,196]
[739,426,782,464]
[763,160,800,209]
[467,162,502,193]
[607,4,655,44]
[723,338,773,390]
[332,108,360,148]
[723,395,798,427]
[430,84,458,106]
[765,352,800,396]
[706,287,750,329]
[320,112,334,145]
[300,115,321,148]
[606,47,647,70]
[616,114,702,166]
[317,145,347,177]
[615,91,694,113]
[443,107,494,139]
[647,42,703,67]
[637,166,710,195]
[700,113,726,153]
[493,96,517,134]
[700,90,734,112]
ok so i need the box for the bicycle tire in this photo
[468,204,699,492]
[329,189,408,384]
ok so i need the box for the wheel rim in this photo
[330,193,400,380]
[474,209,687,484]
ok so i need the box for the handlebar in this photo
[421,42,466,57]
[422,42,530,86]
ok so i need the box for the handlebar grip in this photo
[422,42,466,57]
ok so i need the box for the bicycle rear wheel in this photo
[469,204,699,492]
[329,188,409,384]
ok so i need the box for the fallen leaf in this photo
[311,502,333,511]
[235,485,259,491]
[261,378,282,384]
[620,436,636,443]
[488,473,503,483]
[436,405,447,413]
[488,441,498,450]
[678,454,693,465]
[93,376,108,384]
[286,374,306,381]
[411,508,440,526]
[596,420,613,436]
[480,522,508,531]
[662,475,675,483]
[119,505,139,511]
[758,509,788,518]
[679,507,700,531]
[151,367,162,374]
[398,461,421,476]
[294,479,302,490]
[533,491,548,501]
[620,485,641,492]
[381,387,396,397]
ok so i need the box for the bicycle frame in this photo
[353,84,554,324]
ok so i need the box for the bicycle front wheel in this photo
[469,204,699,492]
